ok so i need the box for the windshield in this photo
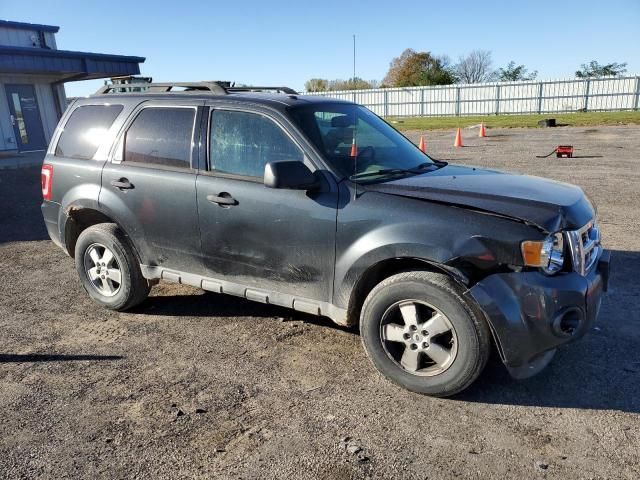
[289,103,436,181]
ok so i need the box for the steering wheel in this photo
[357,145,375,163]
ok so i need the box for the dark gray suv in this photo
[40,81,610,396]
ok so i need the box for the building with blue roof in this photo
[0,20,145,153]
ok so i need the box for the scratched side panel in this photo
[196,174,338,302]
[100,164,204,274]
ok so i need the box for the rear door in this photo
[100,100,205,274]
[195,104,339,303]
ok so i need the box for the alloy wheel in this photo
[380,300,458,376]
[83,243,122,297]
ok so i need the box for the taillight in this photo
[41,164,53,201]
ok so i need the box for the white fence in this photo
[304,76,640,117]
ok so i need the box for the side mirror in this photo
[264,161,320,190]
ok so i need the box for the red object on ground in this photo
[556,145,574,158]
[479,123,486,137]
[350,139,357,157]
[418,135,427,153]
[454,128,463,147]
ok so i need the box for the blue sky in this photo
[3,0,639,97]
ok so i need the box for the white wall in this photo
[306,76,640,117]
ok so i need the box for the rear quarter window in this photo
[55,105,123,159]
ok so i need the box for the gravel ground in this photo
[1,125,638,479]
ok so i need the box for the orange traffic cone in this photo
[454,128,463,147]
[350,138,357,157]
[479,123,486,138]
[418,135,427,153]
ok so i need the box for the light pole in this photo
[353,34,356,86]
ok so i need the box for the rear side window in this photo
[210,110,303,178]
[55,104,123,159]
[124,107,195,169]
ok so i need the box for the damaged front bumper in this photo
[466,250,610,379]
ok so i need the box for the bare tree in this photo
[327,78,374,91]
[304,78,329,92]
[455,50,494,84]
[305,77,379,92]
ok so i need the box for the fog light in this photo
[551,308,584,337]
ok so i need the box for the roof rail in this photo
[226,85,298,94]
[95,81,228,95]
[94,81,298,96]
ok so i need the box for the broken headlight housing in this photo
[521,233,565,275]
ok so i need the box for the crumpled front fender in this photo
[465,270,596,370]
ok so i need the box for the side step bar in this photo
[140,265,348,325]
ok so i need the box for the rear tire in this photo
[360,271,490,397]
[74,223,150,311]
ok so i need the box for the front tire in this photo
[360,271,491,397]
[74,223,150,311]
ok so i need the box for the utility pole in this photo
[353,34,356,85]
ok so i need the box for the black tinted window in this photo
[55,105,123,159]
[125,107,195,169]
[210,110,303,178]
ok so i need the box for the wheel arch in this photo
[344,257,469,328]
[63,206,140,263]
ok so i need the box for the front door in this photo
[196,106,338,302]
[5,84,47,152]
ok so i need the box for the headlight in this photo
[521,233,565,274]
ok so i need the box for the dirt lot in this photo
[1,125,639,479]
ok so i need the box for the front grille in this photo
[566,221,601,276]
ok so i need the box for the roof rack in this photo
[225,85,298,95]
[94,81,298,96]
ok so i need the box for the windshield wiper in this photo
[349,161,446,181]
[349,168,410,180]
[407,162,435,172]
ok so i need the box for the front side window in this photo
[55,104,123,159]
[124,107,195,169]
[290,103,436,181]
[209,110,303,178]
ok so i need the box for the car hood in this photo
[362,164,594,232]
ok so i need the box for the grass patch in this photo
[387,111,640,131]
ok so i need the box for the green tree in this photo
[497,61,538,81]
[575,60,627,78]
[383,49,456,87]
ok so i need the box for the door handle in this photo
[206,193,238,206]
[110,178,134,190]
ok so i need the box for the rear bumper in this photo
[466,250,610,375]
[41,200,65,251]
